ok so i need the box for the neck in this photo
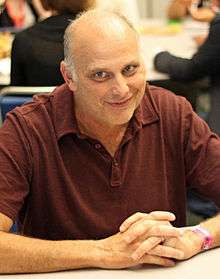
[76,110,128,156]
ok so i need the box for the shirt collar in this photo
[52,83,159,141]
[52,84,79,140]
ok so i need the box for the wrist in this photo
[68,240,104,268]
[92,238,112,268]
[86,240,106,268]
[191,225,213,251]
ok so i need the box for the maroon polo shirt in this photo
[0,83,220,240]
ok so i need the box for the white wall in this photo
[138,0,170,18]
[151,0,170,18]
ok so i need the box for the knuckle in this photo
[135,212,144,218]
[143,219,153,227]
[149,225,162,235]
[147,236,161,248]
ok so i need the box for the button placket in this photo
[110,158,121,187]
[94,143,102,149]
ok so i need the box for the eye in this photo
[92,71,110,81]
[122,64,138,76]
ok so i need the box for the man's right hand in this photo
[95,212,184,269]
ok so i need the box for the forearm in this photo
[0,231,100,273]
[154,51,204,81]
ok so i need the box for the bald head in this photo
[63,9,140,79]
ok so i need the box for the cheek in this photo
[130,74,146,92]
[83,85,108,108]
[89,84,110,102]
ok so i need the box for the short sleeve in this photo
[0,111,32,221]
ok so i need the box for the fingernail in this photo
[170,213,176,219]
[119,225,124,232]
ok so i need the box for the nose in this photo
[112,74,129,97]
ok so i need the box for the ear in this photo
[60,61,77,91]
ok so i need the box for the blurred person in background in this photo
[168,0,220,45]
[157,0,220,221]
[10,0,95,86]
[168,0,219,22]
[0,0,35,28]
[154,0,220,135]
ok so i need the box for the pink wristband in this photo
[191,225,213,250]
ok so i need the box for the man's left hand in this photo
[148,229,203,260]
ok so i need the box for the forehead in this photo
[73,26,140,72]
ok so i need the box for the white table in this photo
[1,247,219,278]
[0,57,10,85]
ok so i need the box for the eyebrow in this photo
[87,60,140,74]
[87,67,109,74]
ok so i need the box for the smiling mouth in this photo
[106,97,132,108]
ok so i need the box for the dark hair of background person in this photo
[10,0,95,86]
[40,0,94,14]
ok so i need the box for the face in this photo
[66,27,147,129]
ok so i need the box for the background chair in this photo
[187,189,220,225]
[0,86,55,125]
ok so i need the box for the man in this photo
[0,9,220,273]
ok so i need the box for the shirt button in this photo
[113,160,119,167]
[95,143,101,149]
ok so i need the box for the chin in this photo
[108,113,134,126]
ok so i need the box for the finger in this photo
[131,236,163,260]
[120,211,176,233]
[119,212,148,232]
[124,220,174,244]
[140,254,176,267]
[149,211,176,222]
[148,244,184,260]
[147,225,182,238]
[123,219,156,243]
